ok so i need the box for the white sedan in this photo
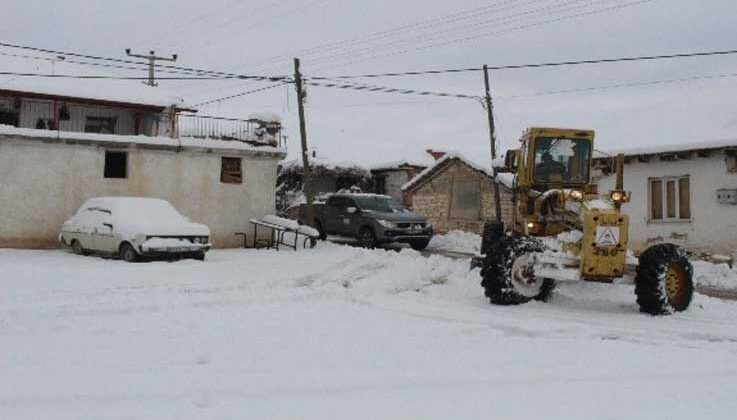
[60,197,211,262]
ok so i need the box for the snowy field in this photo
[2,244,737,419]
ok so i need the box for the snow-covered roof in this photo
[280,157,370,173]
[0,124,285,156]
[370,160,430,172]
[0,53,187,109]
[594,138,737,159]
[248,112,281,124]
[402,152,498,192]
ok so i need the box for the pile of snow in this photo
[260,215,319,237]
[428,230,483,254]
[2,246,737,419]
[693,260,737,289]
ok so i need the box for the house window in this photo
[649,176,690,221]
[0,100,18,127]
[221,157,242,184]
[450,180,481,219]
[85,116,117,134]
[104,151,127,179]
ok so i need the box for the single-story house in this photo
[276,159,373,216]
[593,138,737,255]
[0,55,285,249]
[402,151,513,235]
[370,157,430,205]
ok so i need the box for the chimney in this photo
[426,149,446,161]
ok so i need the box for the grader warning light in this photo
[479,127,693,315]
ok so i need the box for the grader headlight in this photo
[609,190,630,203]
[568,190,583,201]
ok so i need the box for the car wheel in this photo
[119,242,139,263]
[358,227,377,249]
[71,240,88,256]
[194,252,206,261]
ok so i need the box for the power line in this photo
[0,72,251,80]
[0,41,287,82]
[304,80,481,101]
[310,48,737,80]
[497,71,737,100]
[223,0,548,73]
[193,82,290,107]
[303,0,609,70]
[310,0,655,73]
[175,0,331,54]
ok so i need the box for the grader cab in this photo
[481,127,693,315]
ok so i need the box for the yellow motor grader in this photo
[480,127,693,315]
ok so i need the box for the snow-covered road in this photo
[2,245,736,419]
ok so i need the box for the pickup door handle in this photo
[103,223,113,230]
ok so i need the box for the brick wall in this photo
[409,160,513,235]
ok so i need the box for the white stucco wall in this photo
[595,152,737,254]
[382,170,412,201]
[0,136,282,249]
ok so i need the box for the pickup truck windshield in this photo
[353,196,405,213]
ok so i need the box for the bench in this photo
[240,216,320,251]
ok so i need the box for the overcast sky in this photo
[2,0,737,167]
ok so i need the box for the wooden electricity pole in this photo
[483,64,503,224]
[294,58,315,225]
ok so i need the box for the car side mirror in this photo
[346,207,358,214]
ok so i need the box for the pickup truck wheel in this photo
[119,242,139,263]
[71,240,88,256]
[358,227,377,249]
[314,220,327,240]
[410,238,430,251]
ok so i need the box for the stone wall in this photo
[408,160,513,235]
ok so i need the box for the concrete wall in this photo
[595,152,737,254]
[409,160,513,234]
[0,136,281,249]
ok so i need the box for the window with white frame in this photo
[649,176,690,221]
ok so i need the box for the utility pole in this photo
[294,58,315,227]
[125,49,178,87]
[483,64,503,224]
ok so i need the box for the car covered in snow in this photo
[303,193,433,250]
[60,197,211,262]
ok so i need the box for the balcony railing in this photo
[177,114,282,147]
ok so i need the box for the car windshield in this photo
[111,199,189,224]
[353,196,405,213]
[533,137,591,183]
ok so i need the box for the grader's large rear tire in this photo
[481,235,556,305]
[635,243,694,315]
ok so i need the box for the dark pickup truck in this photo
[301,193,433,250]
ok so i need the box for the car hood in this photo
[116,220,210,239]
[363,210,427,223]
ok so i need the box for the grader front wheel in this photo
[481,235,556,305]
[635,243,694,315]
